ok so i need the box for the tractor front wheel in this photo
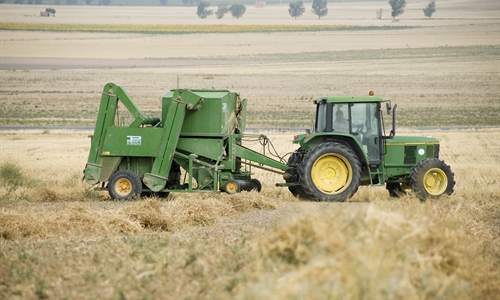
[299,142,361,202]
[108,170,142,200]
[409,158,455,200]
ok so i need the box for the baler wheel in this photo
[251,179,262,192]
[142,190,170,199]
[108,170,142,200]
[299,142,361,202]
[409,158,455,200]
[223,180,240,194]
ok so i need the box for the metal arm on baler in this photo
[85,82,160,185]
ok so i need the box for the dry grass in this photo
[0,194,279,241]
[0,128,499,299]
[245,195,499,299]
[0,0,499,298]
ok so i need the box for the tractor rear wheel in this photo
[409,158,455,200]
[299,142,361,202]
[108,170,142,200]
[286,149,311,200]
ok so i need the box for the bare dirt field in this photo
[0,0,499,299]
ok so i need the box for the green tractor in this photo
[282,91,455,201]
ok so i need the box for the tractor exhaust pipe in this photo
[391,104,397,137]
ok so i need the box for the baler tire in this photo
[299,142,361,202]
[142,191,170,199]
[223,180,240,194]
[108,170,142,201]
[286,148,312,200]
[251,179,262,192]
[409,158,455,200]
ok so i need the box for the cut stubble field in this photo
[0,128,499,299]
[0,0,499,299]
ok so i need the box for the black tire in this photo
[299,142,361,202]
[223,180,240,194]
[108,170,142,200]
[409,158,455,200]
[386,182,410,198]
[141,190,170,199]
[286,149,311,200]
[251,179,262,192]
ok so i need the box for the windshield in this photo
[316,103,327,132]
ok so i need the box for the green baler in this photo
[83,83,287,200]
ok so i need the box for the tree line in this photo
[3,0,438,20]
[195,0,436,20]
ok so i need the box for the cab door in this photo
[349,103,382,164]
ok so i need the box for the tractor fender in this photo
[299,133,369,166]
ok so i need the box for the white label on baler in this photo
[222,103,227,113]
[127,136,142,146]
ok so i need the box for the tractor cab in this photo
[295,93,391,168]
[313,96,385,165]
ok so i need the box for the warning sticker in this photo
[127,136,142,146]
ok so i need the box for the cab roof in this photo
[315,96,384,104]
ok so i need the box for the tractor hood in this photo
[385,135,441,162]
[385,135,440,146]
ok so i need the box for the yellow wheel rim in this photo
[226,181,238,194]
[114,178,132,197]
[423,168,448,196]
[311,153,352,195]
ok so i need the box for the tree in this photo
[215,4,228,19]
[289,1,305,19]
[196,1,213,19]
[423,1,436,18]
[229,4,245,19]
[66,0,77,4]
[388,0,406,20]
[311,0,328,20]
[183,0,200,6]
[159,0,168,5]
[85,0,94,4]
[99,0,112,5]
[14,0,24,3]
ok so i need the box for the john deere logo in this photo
[127,136,142,146]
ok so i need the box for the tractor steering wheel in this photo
[355,124,364,134]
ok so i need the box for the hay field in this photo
[1,0,499,299]
[0,128,499,299]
